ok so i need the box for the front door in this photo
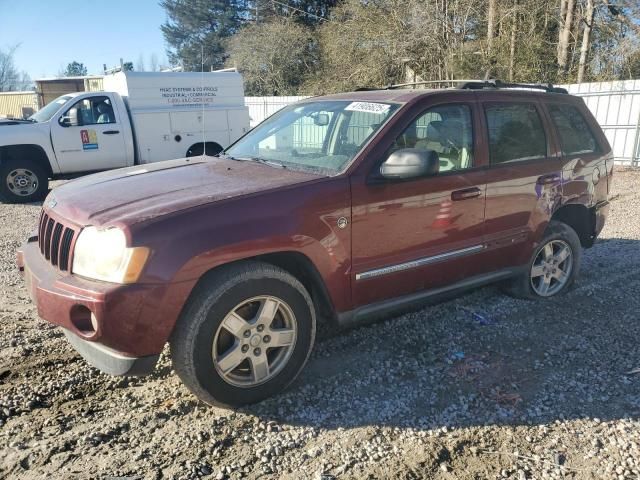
[350,102,487,307]
[51,94,128,173]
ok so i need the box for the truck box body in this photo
[102,71,249,163]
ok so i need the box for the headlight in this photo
[72,227,150,284]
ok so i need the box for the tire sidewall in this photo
[190,276,315,406]
[524,222,582,298]
[0,160,48,203]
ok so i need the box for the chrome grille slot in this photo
[59,228,74,271]
[50,223,64,266]
[36,209,77,271]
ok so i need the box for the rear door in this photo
[479,94,564,269]
[51,94,128,173]
[350,97,488,307]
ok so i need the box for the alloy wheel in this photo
[212,296,297,388]
[530,239,573,297]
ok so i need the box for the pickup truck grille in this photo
[38,210,77,271]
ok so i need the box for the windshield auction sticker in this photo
[345,102,391,114]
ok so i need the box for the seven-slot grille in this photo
[37,210,77,271]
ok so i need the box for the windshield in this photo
[226,100,399,175]
[29,95,74,123]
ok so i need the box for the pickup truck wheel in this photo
[170,261,316,407]
[0,159,48,203]
[505,220,582,299]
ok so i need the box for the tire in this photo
[505,220,582,300]
[170,261,316,407]
[0,159,49,204]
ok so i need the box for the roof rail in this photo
[385,79,482,89]
[357,78,568,94]
[457,79,568,94]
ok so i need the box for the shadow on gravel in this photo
[243,237,640,432]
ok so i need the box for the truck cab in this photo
[0,71,250,203]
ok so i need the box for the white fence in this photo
[562,80,640,166]
[247,83,640,166]
[245,96,308,127]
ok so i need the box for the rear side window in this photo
[548,104,598,155]
[485,103,547,164]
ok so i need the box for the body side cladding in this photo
[337,267,522,329]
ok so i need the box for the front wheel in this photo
[0,159,49,203]
[170,262,316,407]
[505,220,582,299]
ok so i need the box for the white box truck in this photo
[0,70,250,203]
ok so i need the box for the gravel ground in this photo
[1,170,640,480]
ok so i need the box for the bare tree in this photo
[0,45,20,92]
[508,1,519,81]
[149,53,159,72]
[136,54,146,72]
[486,0,497,62]
[557,0,576,77]
[577,0,595,83]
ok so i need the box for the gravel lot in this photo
[1,170,640,480]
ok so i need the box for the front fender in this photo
[0,122,60,173]
[132,177,353,314]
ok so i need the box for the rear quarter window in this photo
[548,104,599,155]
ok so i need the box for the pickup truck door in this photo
[50,94,128,173]
[350,99,488,307]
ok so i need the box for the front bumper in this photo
[17,239,165,376]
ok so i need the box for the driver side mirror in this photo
[59,107,79,127]
[378,148,439,180]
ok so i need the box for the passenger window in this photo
[390,104,474,173]
[485,103,547,164]
[65,96,115,126]
[548,104,598,155]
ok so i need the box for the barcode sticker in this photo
[345,102,391,114]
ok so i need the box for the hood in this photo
[47,157,323,226]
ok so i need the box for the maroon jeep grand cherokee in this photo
[17,81,612,406]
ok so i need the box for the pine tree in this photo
[251,0,337,26]
[160,0,247,71]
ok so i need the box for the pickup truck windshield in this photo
[225,100,399,175]
[29,95,74,123]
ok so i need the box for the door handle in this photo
[102,130,120,135]
[537,174,560,185]
[451,187,482,201]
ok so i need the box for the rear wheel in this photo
[170,261,316,407]
[0,159,48,203]
[505,220,582,299]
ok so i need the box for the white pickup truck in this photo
[0,70,250,203]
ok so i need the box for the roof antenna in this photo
[200,43,207,157]
[201,43,206,157]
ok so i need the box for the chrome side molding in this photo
[355,244,485,281]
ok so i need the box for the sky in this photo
[0,0,168,79]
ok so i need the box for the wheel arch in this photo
[186,141,223,157]
[551,203,594,247]
[0,144,53,177]
[178,251,339,334]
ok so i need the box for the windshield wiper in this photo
[228,156,287,168]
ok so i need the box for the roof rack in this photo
[457,79,568,94]
[358,79,568,94]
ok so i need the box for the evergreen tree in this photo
[251,0,337,26]
[160,0,247,71]
[63,61,87,77]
